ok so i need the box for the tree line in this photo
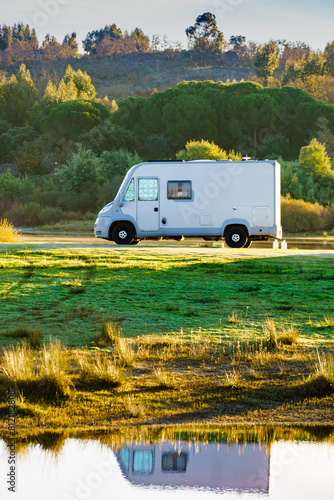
[1,14,334,90]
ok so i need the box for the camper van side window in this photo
[167,181,192,200]
[138,178,158,201]
[123,178,134,202]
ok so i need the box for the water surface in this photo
[1,427,333,500]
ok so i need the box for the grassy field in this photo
[0,248,333,347]
[0,247,333,429]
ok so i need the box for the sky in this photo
[1,0,334,52]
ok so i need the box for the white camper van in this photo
[94,160,282,248]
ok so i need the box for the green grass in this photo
[0,248,333,349]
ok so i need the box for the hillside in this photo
[1,52,257,102]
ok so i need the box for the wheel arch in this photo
[223,223,249,238]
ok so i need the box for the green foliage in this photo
[324,41,334,74]
[254,41,279,81]
[12,134,56,175]
[299,138,332,176]
[0,64,38,126]
[57,145,104,192]
[176,139,241,161]
[281,158,334,206]
[139,135,168,160]
[79,119,139,155]
[99,149,142,179]
[42,65,97,110]
[0,125,38,162]
[42,100,110,139]
[63,65,96,100]
[259,133,290,159]
[283,52,328,84]
[0,171,34,201]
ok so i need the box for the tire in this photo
[130,239,140,245]
[111,223,135,245]
[224,226,248,249]
[243,240,252,248]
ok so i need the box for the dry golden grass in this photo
[0,218,21,243]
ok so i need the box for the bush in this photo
[281,194,333,233]
[176,139,242,161]
[299,138,332,176]
[57,145,104,192]
[99,149,142,180]
[4,202,41,227]
[0,218,21,242]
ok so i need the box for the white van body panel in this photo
[94,160,282,243]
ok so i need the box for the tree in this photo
[79,119,139,154]
[176,139,241,161]
[42,100,110,139]
[299,138,332,176]
[99,149,142,179]
[57,145,104,192]
[131,28,150,52]
[258,133,290,159]
[42,66,97,110]
[316,117,334,158]
[0,65,38,126]
[186,12,224,65]
[324,41,334,74]
[0,25,12,50]
[0,125,38,162]
[254,41,279,82]
[229,35,246,50]
[63,32,78,54]
[83,24,122,54]
[63,65,96,100]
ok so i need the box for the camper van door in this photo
[137,177,160,231]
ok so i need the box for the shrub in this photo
[57,145,104,192]
[0,218,21,242]
[299,138,332,176]
[99,149,142,180]
[281,194,333,232]
[176,139,242,161]
[4,202,41,227]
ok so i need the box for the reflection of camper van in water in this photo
[94,160,282,248]
[116,440,270,494]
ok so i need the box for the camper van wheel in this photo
[112,223,135,245]
[243,240,252,248]
[224,227,248,248]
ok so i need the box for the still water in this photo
[1,427,334,500]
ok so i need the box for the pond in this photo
[1,426,333,500]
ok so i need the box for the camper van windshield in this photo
[123,178,134,202]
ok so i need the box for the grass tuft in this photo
[99,318,121,346]
[124,395,146,418]
[76,353,124,389]
[227,311,238,323]
[152,367,176,389]
[262,318,278,350]
[37,340,72,399]
[2,343,35,382]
